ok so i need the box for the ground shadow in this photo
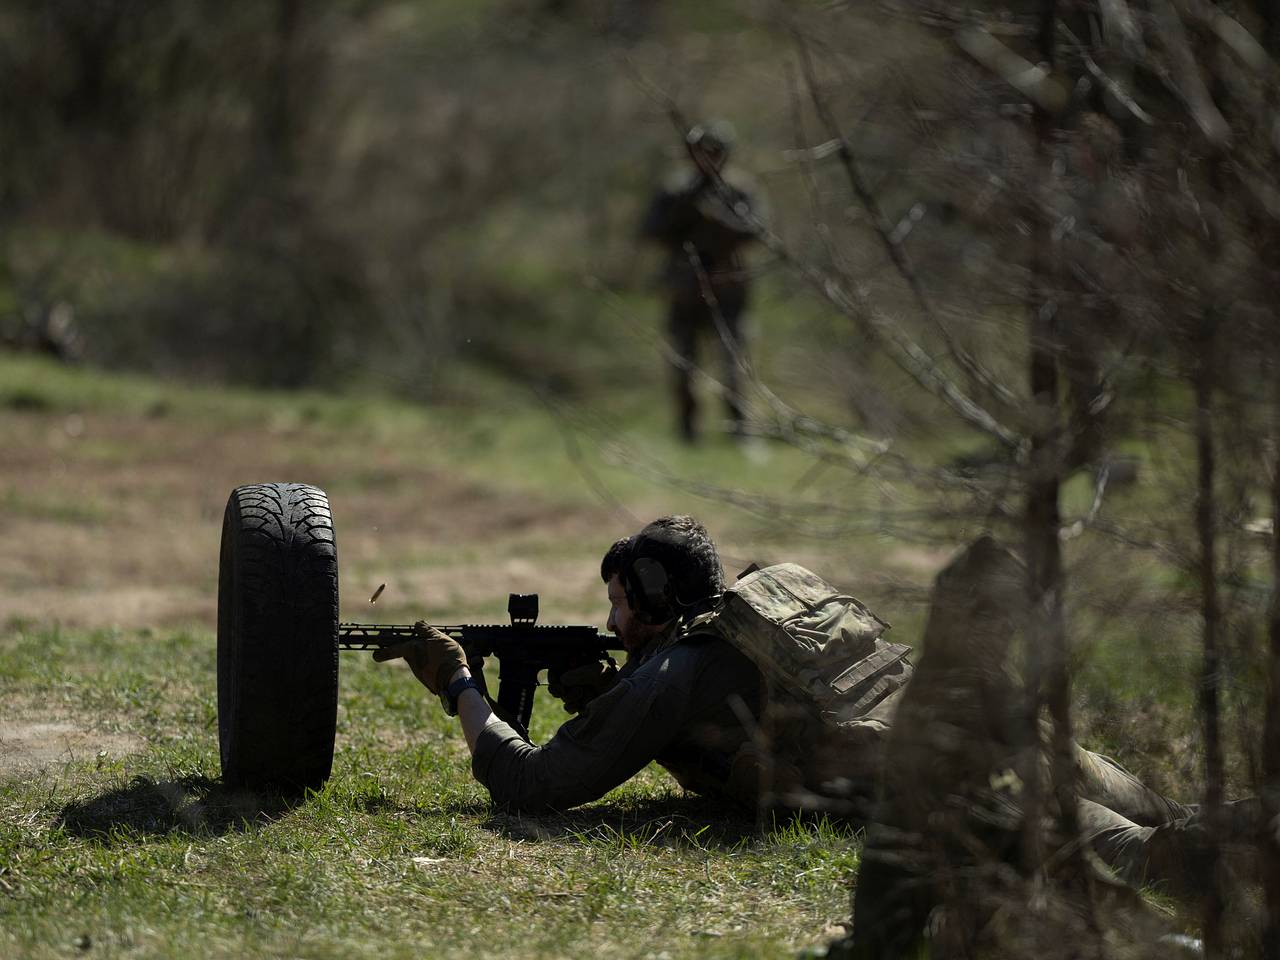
[55,775,300,842]
[478,794,770,849]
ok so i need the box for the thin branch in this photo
[1179,0,1272,73]
[593,281,893,471]
[1152,0,1233,148]
[878,0,1036,37]
[783,59,855,285]
[1230,160,1280,222]
[798,257,1026,448]
[781,139,844,162]
[793,27,1025,411]
[955,26,1071,115]
[1059,464,1110,541]
[1059,23,1155,125]
[1099,0,1146,59]
[542,390,641,525]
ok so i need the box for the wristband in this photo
[441,675,481,717]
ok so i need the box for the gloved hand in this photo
[547,659,619,714]
[371,621,466,695]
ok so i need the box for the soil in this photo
[0,408,618,630]
[0,719,145,778]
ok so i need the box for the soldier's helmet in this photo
[686,120,736,164]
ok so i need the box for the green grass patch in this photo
[1,486,111,525]
[0,622,856,959]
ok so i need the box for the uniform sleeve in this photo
[639,179,707,244]
[471,667,690,812]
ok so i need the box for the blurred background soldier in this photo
[640,121,763,443]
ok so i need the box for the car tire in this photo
[217,482,339,791]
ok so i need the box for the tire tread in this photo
[217,482,339,790]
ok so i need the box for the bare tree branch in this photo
[955,26,1071,115]
[1060,464,1110,541]
[1099,0,1146,59]
[593,280,894,470]
[1059,22,1155,125]
[792,27,1025,412]
[1180,0,1272,73]
[1152,0,1233,147]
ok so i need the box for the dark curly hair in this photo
[600,536,634,585]
[599,516,725,606]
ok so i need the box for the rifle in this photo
[342,593,622,739]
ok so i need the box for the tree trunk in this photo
[1261,6,1280,955]
[1264,363,1280,960]
[1022,0,1084,888]
[1195,314,1225,958]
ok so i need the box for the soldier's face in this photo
[606,574,660,654]
[693,145,727,176]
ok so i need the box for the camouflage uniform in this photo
[679,562,913,817]
[472,624,763,811]
[640,135,763,441]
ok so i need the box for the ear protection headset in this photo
[622,555,678,625]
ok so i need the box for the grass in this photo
[1,487,111,526]
[0,622,856,960]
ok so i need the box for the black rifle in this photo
[341,593,621,738]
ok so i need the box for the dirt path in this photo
[0,719,145,777]
[0,408,619,631]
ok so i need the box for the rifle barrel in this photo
[337,622,619,652]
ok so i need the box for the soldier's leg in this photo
[668,301,698,442]
[712,283,748,433]
[1074,746,1197,826]
[1078,798,1212,895]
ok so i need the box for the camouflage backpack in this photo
[680,562,913,810]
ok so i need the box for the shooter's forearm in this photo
[449,666,501,755]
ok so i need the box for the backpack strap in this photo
[825,641,914,720]
[829,642,912,695]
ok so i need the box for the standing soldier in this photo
[640,121,763,442]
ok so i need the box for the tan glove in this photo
[547,659,619,714]
[371,621,466,695]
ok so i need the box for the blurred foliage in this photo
[0,0,804,398]
[0,0,364,384]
